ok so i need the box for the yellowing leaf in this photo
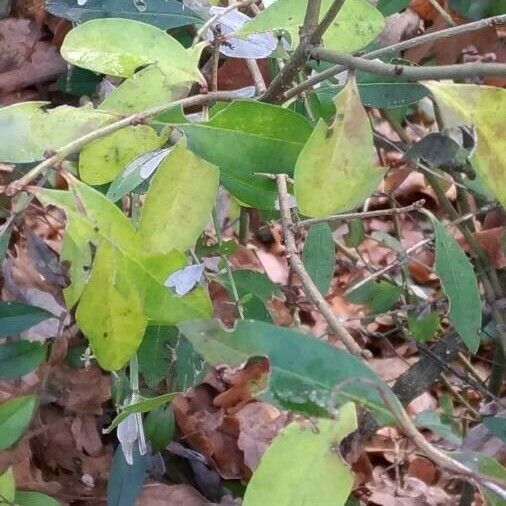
[139,142,219,253]
[100,65,189,115]
[239,0,384,54]
[243,403,356,506]
[294,77,385,217]
[79,125,164,184]
[424,82,506,207]
[0,102,114,163]
[76,243,147,371]
[0,468,15,506]
[61,18,206,85]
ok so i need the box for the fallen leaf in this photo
[136,483,209,506]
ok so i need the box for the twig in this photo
[261,0,345,102]
[296,199,425,227]
[5,91,238,196]
[285,14,506,99]
[276,174,369,358]
[193,0,260,44]
[212,208,245,320]
[310,49,506,80]
[347,379,506,499]
[346,203,498,293]
[427,0,456,26]
[246,58,267,93]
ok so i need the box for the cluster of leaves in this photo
[0,0,505,504]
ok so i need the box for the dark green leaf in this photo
[0,302,53,338]
[302,223,335,295]
[179,319,395,424]
[344,218,365,248]
[138,326,178,389]
[0,341,47,379]
[56,67,101,97]
[15,491,60,506]
[107,445,147,506]
[377,0,410,15]
[144,406,175,451]
[347,280,402,314]
[46,0,203,29]
[483,416,506,443]
[452,452,506,506]
[415,410,462,446]
[408,311,440,342]
[180,101,312,209]
[104,392,179,433]
[0,395,36,450]
[432,217,482,353]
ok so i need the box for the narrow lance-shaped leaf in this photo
[302,223,335,295]
[431,217,482,353]
[179,319,396,424]
[61,18,206,85]
[244,403,357,506]
[138,142,219,254]
[0,395,36,451]
[295,76,386,217]
[0,302,53,338]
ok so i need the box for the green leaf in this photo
[61,18,206,84]
[179,319,395,424]
[377,0,410,16]
[0,341,47,379]
[344,218,365,247]
[57,67,102,97]
[0,468,15,506]
[15,491,61,506]
[347,279,402,314]
[144,406,175,451]
[75,243,148,371]
[0,225,11,263]
[483,416,506,443]
[220,270,282,321]
[100,65,188,115]
[239,0,384,54]
[431,217,482,353]
[35,177,212,321]
[0,395,36,451]
[295,77,386,217]
[107,446,147,506]
[244,403,356,506]
[302,223,335,295]
[138,325,178,389]
[0,302,53,337]
[415,410,462,446]
[424,83,506,207]
[0,102,114,163]
[46,0,203,29]
[138,142,219,253]
[180,100,312,209]
[408,311,440,342]
[104,392,178,434]
[452,452,506,506]
[79,125,164,184]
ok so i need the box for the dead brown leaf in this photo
[136,483,210,506]
[235,402,287,471]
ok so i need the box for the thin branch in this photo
[276,174,369,358]
[261,0,345,102]
[5,91,238,196]
[296,199,425,228]
[285,14,506,99]
[193,0,260,44]
[346,379,506,499]
[311,49,506,80]
[246,58,267,93]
